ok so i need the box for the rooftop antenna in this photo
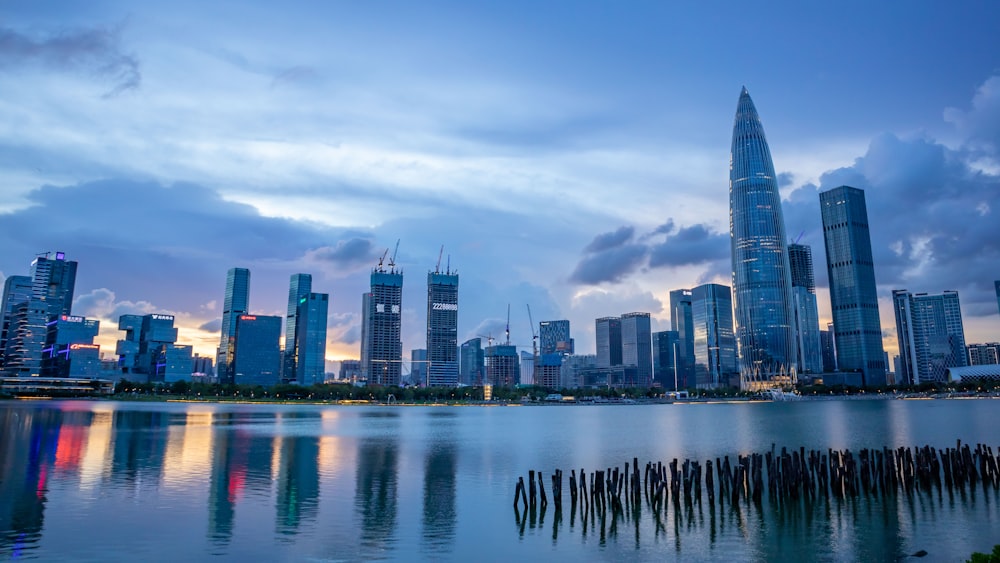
[505,304,511,346]
[435,245,444,274]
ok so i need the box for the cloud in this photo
[569,244,648,285]
[199,318,222,333]
[648,223,729,268]
[304,238,378,273]
[0,24,140,97]
[583,226,634,253]
[945,75,1000,155]
[73,288,158,321]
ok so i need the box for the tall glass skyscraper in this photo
[788,243,823,373]
[893,289,967,384]
[690,283,738,388]
[820,186,887,386]
[283,273,312,383]
[539,320,573,355]
[668,289,695,388]
[219,267,250,384]
[595,317,622,368]
[295,292,328,386]
[426,270,459,387]
[459,337,484,386]
[620,312,652,388]
[729,87,797,389]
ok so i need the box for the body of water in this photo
[2,398,999,561]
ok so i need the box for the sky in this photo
[1,1,999,374]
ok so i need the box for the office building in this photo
[339,359,362,382]
[968,343,1000,366]
[820,328,837,372]
[426,270,459,387]
[595,317,622,368]
[218,267,250,384]
[535,353,562,389]
[459,337,484,386]
[690,284,738,388]
[360,292,371,382]
[561,354,597,389]
[232,314,281,386]
[485,344,518,387]
[283,274,312,383]
[192,354,215,379]
[669,289,696,388]
[893,290,967,384]
[620,312,653,387]
[539,320,574,355]
[652,330,680,390]
[788,243,823,374]
[519,350,535,386]
[820,186,887,386]
[293,292,328,386]
[411,349,427,385]
[2,299,49,376]
[116,313,193,383]
[729,88,798,389]
[364,265,403,386]
[0,275,32,368]
[29,252,77,318]
[42,315,101,378]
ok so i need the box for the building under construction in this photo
[362,244,403,386]
[425,252,459,387]
[486,344,519,387]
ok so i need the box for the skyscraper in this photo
[893,290,967,384]
[0,275,32,368]
[820,186,887,386]
[652,330,679,389]
[218,267,250,385]
[426,269,459,387]
[669,289,695,388]
[365,266,403,386]
[294,292,328,386]
[283,274,312,383]
[595,317,622,368]
[29,252,77,318]
[485,343,518,387]
[788,243,823,373]
[690,283,738,388]
[539,320,573,355]
[232,314,282,386]
[459,337,484,386]
[820,328,837,372]
[411,349,427,385]
[620,312,652,387]
[729,87,797,389]
[116,313,192,383]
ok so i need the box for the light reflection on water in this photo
[1,399,999,561]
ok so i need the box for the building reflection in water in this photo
[275,415,321,538]
[354,412,400,555]
[207,411,276,546]
[108,410,170,488]
[421,412,458,556]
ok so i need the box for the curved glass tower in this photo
[729,87,797,389]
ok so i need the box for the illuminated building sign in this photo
[151,314,174,321]
[240,315,257,321]
[432,303,458,311]
[69,343,99,350]
[60,315,84,323]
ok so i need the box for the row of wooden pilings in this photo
[514,441,1000,516]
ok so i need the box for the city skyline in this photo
[1,3,999,369]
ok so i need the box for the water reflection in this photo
[0,408,60,557]
[355,435,399,557]
[422,412,458,556]
[275,430,320,537]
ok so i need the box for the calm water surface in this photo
[2,399,1000,561]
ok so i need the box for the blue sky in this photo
[1,1,999,370]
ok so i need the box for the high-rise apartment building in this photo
[0,275,32,368]
[652,330,679,389]
[218,267,250,385]
[426,270,459,387]
[893,290,967,384]
[364,268,403,386]
[232,314,281,386]
[820,186,887,386]
[595,317,622,368]
[29,252,77,319]
[283,274,312,383]
[690,284,738,388]
[539,320,574,355]
[729,88,798,389]
[669,289,695,388]
[788,243,823,374]
[459,337,484,386]
[967,343,1000,366]
[620,312,652,387]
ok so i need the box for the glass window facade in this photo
[426,272,459,387]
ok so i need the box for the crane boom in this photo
[505,304,511,345]
[388,239,400,270]
[435,245,444,273]
[526,304,538,358]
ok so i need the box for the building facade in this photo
[820,186,887,386]
[788,243,823,374]
[729,88,798,389]
[968,343,1000,366]
[294,292,328,386]
[365,270,403,386]
[595,317,622,368]
[218,267,251,385]
[116,313,192,383]
[893,290,967,384]
[411,348,427,385]
[539,320,573,355]
[459,337,484,386]
[42,315,101,378]
[485,344,518,387]
[620,312,652,387]
[283,274,313,383]
[669,289,696,388]
[0,275,32,369]
[426,272,459,387]
[652,330,679,389]
[690,284,738,388]
[232,314,282,386]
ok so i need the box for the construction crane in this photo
[388,239,400,271]
[505,304,511,345]
[376,247,389,271]
[435,245,444,274]
[526,304,538,359]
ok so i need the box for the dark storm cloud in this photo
[583,226,634,253]
[199,318,222,333]
[0,24,140,96]
[569,241,648,285]
[648,224,729,268]
[776,172,795,188]
[305,238,378,270]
